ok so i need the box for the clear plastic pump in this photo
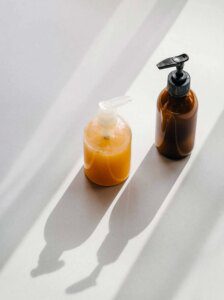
[97,96,131,136]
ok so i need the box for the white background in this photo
[0,0,224,299]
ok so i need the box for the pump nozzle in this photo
[157,54,189,70]
[97,96,131,138]
[99,96,131,111]
[157,54,190,97]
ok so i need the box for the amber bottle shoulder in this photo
[157,88,198,116]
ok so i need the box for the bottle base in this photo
[84,169,128,187]
[156,146,191,160]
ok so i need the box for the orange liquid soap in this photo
[84,97,132,186]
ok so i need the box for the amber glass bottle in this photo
[155,54,198,159]
[156,88,198,159]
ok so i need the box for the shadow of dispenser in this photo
[31,169,122,277]
[66,146,189,294]
[115,111,224,300]
[155,54,198,159]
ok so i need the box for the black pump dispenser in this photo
[157,54,190,97]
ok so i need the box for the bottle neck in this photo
[97,109,117,127]
[97,109,118,139]
[167,70,190,97]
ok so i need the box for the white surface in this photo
[0,0,224,299]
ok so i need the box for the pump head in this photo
[157,54,190,97]
[97,96,131,138]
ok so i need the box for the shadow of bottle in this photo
[66,145,189,294]
[114,111,224,300]
[0,0,124,271]
[0,0,187,272]
[31,168,122,277]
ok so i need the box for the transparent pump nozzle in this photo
[97,96,132,138]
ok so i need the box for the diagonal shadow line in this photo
[84,0,188,101]
[0,0,122,183]
[1,0,187,277]
[66,145,189,294]
[67,0,188,134]
[30,168,123,277]
[0,0,123,271]
[115,110,224,300]
[64,0,188,294]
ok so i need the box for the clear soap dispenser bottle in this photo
[155,54,198,159]
[84,96,132,186]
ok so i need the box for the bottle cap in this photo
[157,54,190,97]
